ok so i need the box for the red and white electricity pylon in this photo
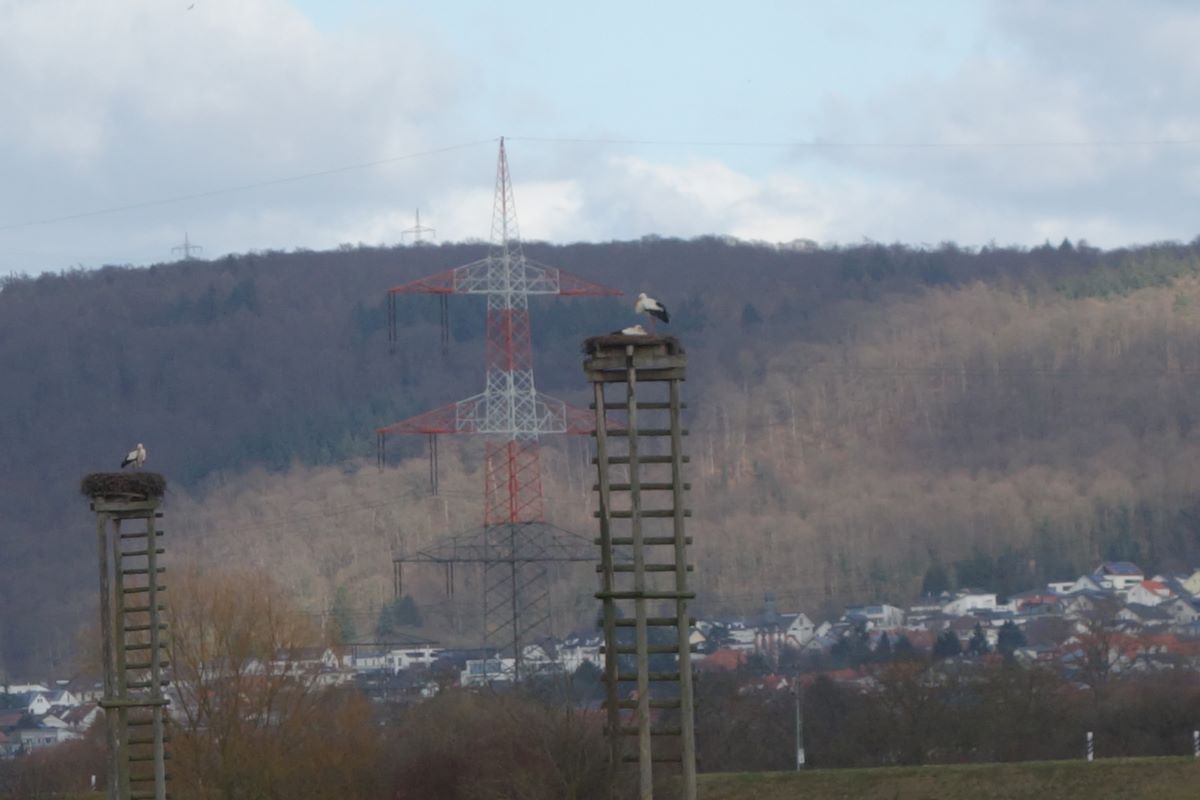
[379,138,620,678]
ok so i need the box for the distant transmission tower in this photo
[400,208,436,244]
[378,138,621,680]
[171,232,203,260]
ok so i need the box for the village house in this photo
[1092,561,1145,591]
[1051,574,1106,595]
[460,657,516,686]
[1116,603,1171,629]
[559,632,603,673]
[386,646,442,673]
[941,592,997,617]
[1181,568,1200,596]
[1121,580,1172,607]
[1161,596,1200,627]
[14,725,81,752]
[843,604,905,630]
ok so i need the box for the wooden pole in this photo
[111,521,131,800]
[145,512,166,800]
[626,345,653,800]
[593,380,622,774]
[670,378,697,800]
[97,512,120,800]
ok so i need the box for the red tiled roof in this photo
[696,648,744,671]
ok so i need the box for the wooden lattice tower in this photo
[584,335,697,800]
[85,474,171,800]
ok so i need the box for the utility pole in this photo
[171,232,203,260]
[794,681,806,770]
[400,208,436,244]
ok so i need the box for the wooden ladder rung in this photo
[591,402,686,410]
[125,661,171,670]
[596,428,687,437]
[123,605,167,613]
[127,718,170,727]
[127,680,171,690]
[123,585,167,594]
[598,482,690,491]
[617,671,681,682]
[609,698,682,710]
[120,530,164,540]
[121,548,166,558]
[129,753,172,762]
[597,537,692,546]
[596,564,692,573]
[122,567,166,576]
[129,736,172,745]
[594,455,688,465]
[125,624,168,633]
[615,726,683,737]
[124,642,168,652]
[613,616,694,627]
[596,590,695,601]
[596,509,691,519]
[602,644,688,655]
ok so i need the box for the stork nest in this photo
[582,333,683,355]
[81,472,167,499]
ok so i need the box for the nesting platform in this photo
[582,335,686,383]
[81,472,167,501]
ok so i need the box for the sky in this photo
[3,0,1200,275]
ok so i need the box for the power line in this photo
[0,138,497,233]
[507,134,1200,150]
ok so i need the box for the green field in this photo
[698,757,1200,800]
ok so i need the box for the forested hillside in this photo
[5,236,1200,676]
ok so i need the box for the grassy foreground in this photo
[698,757,1200,800]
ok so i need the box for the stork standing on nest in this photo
[121,443,147,470]
[634,292,669,331]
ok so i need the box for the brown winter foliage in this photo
[167,567,388,800]
[386,689,613,800]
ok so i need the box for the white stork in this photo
[611,324,648,336]
[634,293,669,330]
[121,443,147,470]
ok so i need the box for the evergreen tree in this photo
[933,630,961,660]
[892,634,918,662]
[375,594,423,639]
[375,603,396,639]
[921,562,951,596]
[997,620,1027,660]
[394,594,423,627]
[875,631,893,662]
[968,623,989,656]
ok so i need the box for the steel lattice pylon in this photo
[379,138,620,679]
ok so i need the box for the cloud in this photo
[0,0,467,272]
[6,0,1200,277]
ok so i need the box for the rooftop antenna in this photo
[400,209,436,244]
[171,232,203,260]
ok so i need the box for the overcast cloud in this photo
[3,0,1200,276]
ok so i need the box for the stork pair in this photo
[614,292,670,336]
